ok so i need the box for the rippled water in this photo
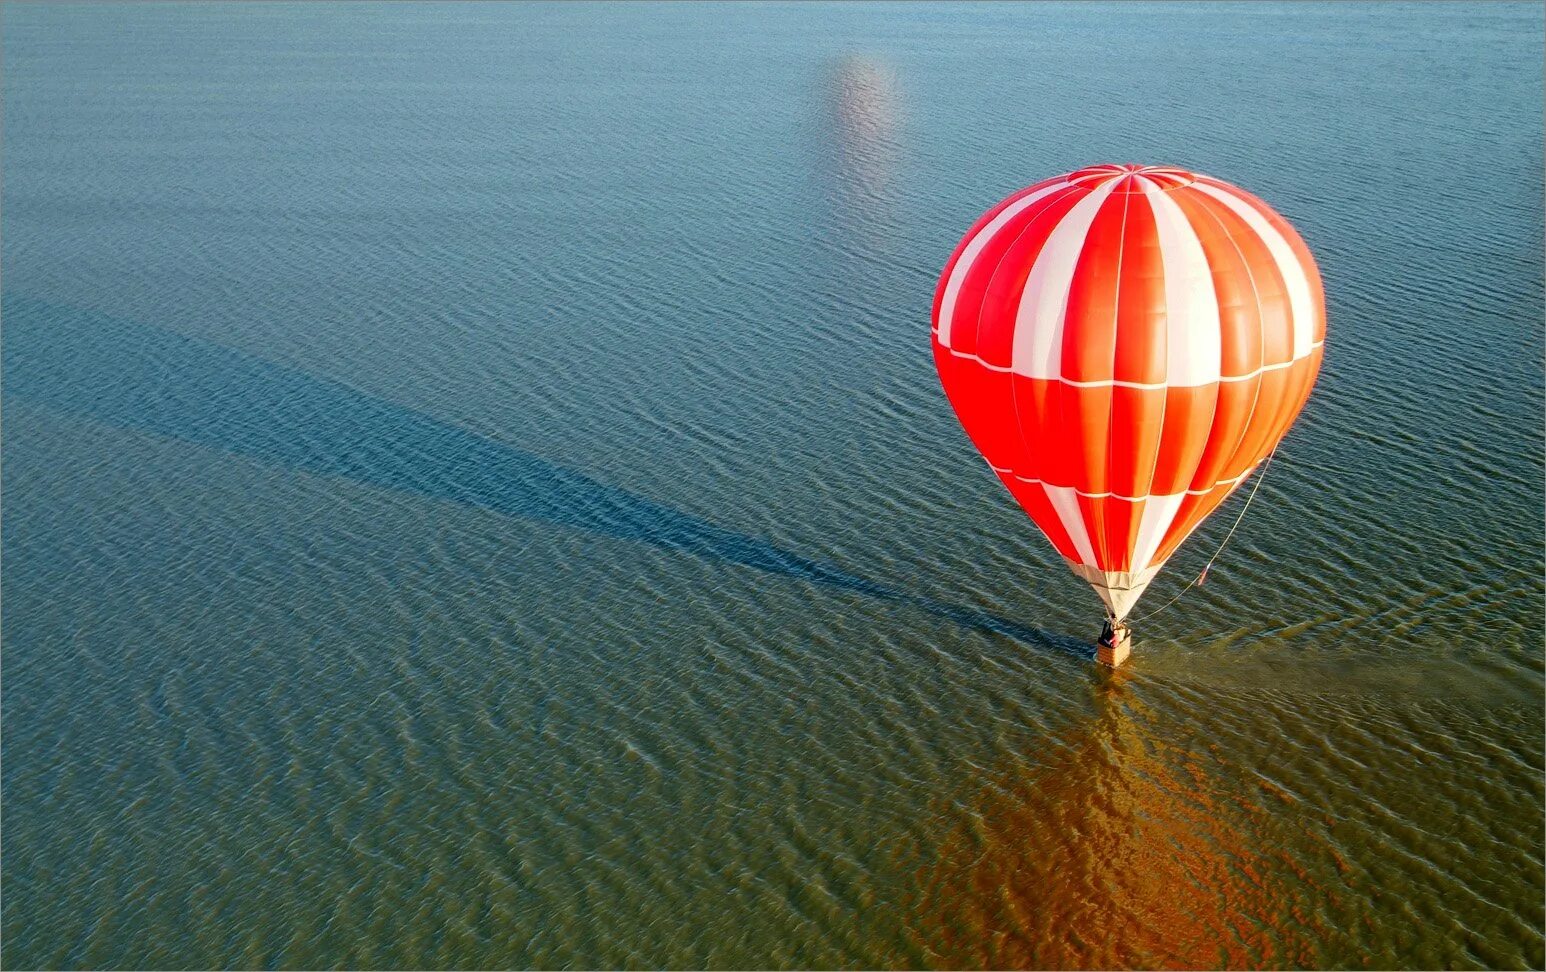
[4,3,1542,968]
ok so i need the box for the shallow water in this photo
[3,3,1542,968]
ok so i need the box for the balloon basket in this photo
[1096,620,1132,667]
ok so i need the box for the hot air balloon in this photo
[931,164,1324,665]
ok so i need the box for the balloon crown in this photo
[1067,163,1196,191]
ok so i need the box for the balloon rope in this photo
[1127,446,1279,625]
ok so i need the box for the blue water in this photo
[4,3,1543,968]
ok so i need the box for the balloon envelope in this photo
[931,164,1325,619]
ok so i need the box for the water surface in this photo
[4,3,1543,968]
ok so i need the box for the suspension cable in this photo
[1126,446,1279,625]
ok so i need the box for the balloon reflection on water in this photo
[909,672,1335,969]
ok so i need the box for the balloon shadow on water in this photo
[3,297,1086,658]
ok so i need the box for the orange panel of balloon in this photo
[931,164,1325,664]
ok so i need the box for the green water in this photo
[4,3,1543,968]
